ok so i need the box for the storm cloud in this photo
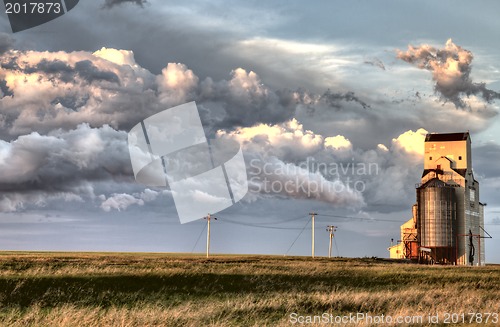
[0,47,370,138]
[0,46,372,213]
[218,120,427,210]
[0,124,134,211]
[0,45,494,217]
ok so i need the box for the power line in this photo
[219,213,308,225]
[317,213,404,223]
[333,233,340,257]
[217,214,308,230]
[214,211,404,232]
[191,222,207,253]
[284,218,311,256]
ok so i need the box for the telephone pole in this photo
[326,225,337,258]
[204,214,217,258]
[309,212,317,258]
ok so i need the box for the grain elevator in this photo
[389,132,486,265]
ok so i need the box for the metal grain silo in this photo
[417,178,457,264]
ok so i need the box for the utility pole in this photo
[326,225,337,258]
[309,212,317,258]
[204,214,217,258]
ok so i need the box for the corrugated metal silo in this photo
[417,178,457,264]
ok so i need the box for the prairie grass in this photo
[0,252,498,326]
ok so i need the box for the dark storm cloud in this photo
[32,59,73,74]
[0,56,19,70]
[397,39,500,109]
[0,124,137,211]
[0,125,132,186]
[196,69,296,130]
[0,33,13,55]
[102,0,147,9]
[23,59,120,84]
[199,85,369,132]
[51,94,90,111]
[0,79,13,97]
[74,60,120,84]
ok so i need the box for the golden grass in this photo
[0,252,499,326]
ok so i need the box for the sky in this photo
[1,0,500,262]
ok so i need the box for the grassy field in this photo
[0,252,499,326]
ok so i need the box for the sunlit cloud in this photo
[391,128,428,156]
[397,39,500,108]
